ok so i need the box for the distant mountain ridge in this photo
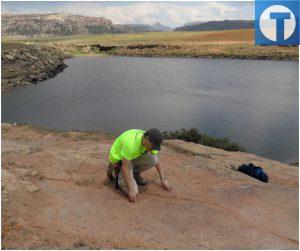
[183,21,205,27]
[122,22,172,33]
[152,22,172,31]
[175,20,254,31]
[1,13,172,37]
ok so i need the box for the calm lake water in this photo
[2,56,299,163]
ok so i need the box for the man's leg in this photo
[117,161,138,195]
[132,153,158,185]
[107,163,115,181]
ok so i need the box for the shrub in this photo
[162,128,245,152]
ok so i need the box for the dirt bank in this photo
[65,43,299,60]
[2,123,298,249]
[1,43,70,92]
[107,43,299,60]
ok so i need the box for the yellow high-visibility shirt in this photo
[109,129,158,164]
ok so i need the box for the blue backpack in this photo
[238,163,268,183]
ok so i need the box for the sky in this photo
[1,1,254,28]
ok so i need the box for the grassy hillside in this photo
[175,20,254,31]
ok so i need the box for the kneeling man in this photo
[107,128,173,203]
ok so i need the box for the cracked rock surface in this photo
[1,123,298,249]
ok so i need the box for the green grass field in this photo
[2,29,254,46]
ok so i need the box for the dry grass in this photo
[183,29,254,43]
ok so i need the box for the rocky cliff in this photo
[1,13,122,37]
[1,13,170,37]
[1,43,69,92]
[2,123,298,249]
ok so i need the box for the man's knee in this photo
[118,174,138,195]
[141,153,158,166]
[138,154,158,167]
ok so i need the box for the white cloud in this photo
[3,2,253,28]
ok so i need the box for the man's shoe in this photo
[107,164,114,181]
[134,172,148,186]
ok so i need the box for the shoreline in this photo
[2,122,297,166]
[67,43,299,61]
[107,45,299,61]
[71,53,298,62]
[102,53,299,62]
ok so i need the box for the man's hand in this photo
[128,189,137,203]
[161,178,173,191]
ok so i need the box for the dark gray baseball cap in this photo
[145,128,163,151]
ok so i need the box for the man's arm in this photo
[155,159,173,191]
[121,159,138,202]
